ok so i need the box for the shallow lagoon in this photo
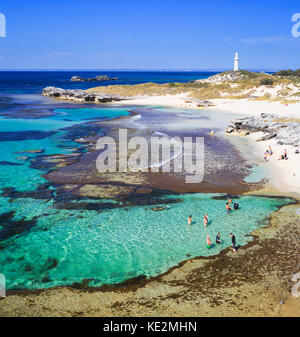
[0,193,292,290]
[0,101,293,290]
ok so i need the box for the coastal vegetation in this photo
[273,69,300,77]
[87,70,300,102]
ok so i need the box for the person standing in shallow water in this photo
[216,233,222,244]
[226,202,232,214]
[187,215,192,226]
[203,213,208,227]
[230,233,237,253]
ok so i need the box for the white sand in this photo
[118,95,300,117]
[208,98,300,118]
[114,95,300,196]
[246,133,300,195]
[118,93,196,109]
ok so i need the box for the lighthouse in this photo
[234,52,239,72]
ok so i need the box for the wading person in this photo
[230,233,237,253]
[203,213,208,227]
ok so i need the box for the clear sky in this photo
[0,0,300,70]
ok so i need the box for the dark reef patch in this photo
[44,257,59,271]
[0,161,22,166]
[211,194,241,201]
[1,184,55,200]
[0,211,38,241]
[0,130,55,141]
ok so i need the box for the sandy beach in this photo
[112,95,300,198]
[116,94,300,117]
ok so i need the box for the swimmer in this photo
[226,203,232,214]
[206,235,213,248]
[216,233,222,244]
[187,215,192,226]
[233,201,239,210]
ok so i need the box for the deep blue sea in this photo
[0,70,218,94]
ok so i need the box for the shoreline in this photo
[5,193,298,296]
[1,199,299,317]
[110,94,300,117]
[109,95,300,198]
[1,94,300,317]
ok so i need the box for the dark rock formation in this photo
[42,87,127,103]
[71,75,118,82]
[226,113,300,146]
[184,98,215,107]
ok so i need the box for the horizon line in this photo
[0,68,279,72]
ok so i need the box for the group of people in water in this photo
[226,198,239,214]
[187,197,238,253]
[205,233,237,253]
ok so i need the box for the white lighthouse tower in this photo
[234,52,239,72]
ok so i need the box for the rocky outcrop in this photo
[192,71,247,85]
[184,98,215,107]
[226,113,300,146]
[42,87,127,103]
[71,75,117,82]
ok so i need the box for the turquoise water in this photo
[53,107,130,122]
[0,103,293,291]
[244,164,268,183]
[0,107,130,191]
[0,193,292,290]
